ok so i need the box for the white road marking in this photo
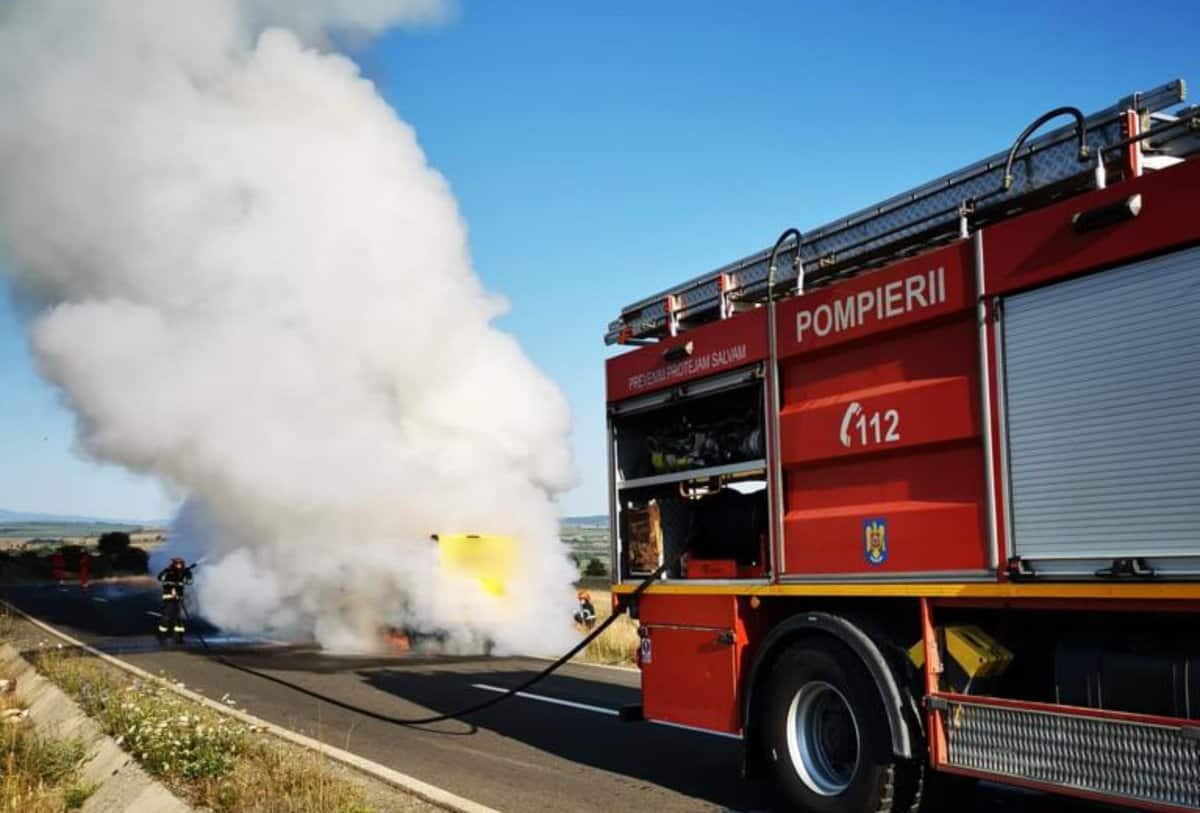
[145,611,162,617]
[471,684,618,716]
[528,655,638,674]
[92,597,109,603]
[470,683,742,739]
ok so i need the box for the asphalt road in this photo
[2,580,1124,813]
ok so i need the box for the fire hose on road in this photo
[179,554,678,727]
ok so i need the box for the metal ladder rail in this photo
[609,81,1181,342]
[607,79,1188,345]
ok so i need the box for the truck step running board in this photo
[937,694,1200,810]
[606,79,1197,345]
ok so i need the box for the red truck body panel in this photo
[982,154,1200,297]
[637,595,747,734]
[775,243,986,575]
[605,308,767,402]
[606,151,1200,812]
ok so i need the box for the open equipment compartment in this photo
[610,364,769,582]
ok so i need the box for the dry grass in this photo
[200,743,373,813]
[578,589,639,666]
[0,729,93,813]
[42,654,244,780]
[35,651,373,813]
[0,665,94,812]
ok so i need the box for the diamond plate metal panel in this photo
[944,699,1200,809]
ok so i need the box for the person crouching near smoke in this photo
[574,590,597,629]
[157,557,193,644]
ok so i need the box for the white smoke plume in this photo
[0,0,582,654]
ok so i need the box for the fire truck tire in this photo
[763,639,915,813]
[894,761,925,813]
[912,770,976,811]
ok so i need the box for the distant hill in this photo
[0,508,162,527]
[562,514,608,528]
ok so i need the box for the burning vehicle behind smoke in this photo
[432,534,515,597]
[381,533,516,653]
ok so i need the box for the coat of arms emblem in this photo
[863,518,888,566]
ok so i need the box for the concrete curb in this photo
[3,600,500,813]
[0,643,191,812]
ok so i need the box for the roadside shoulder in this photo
[0,642,191,812]
[3,599,497,813]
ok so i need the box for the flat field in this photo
[562,522,610,572]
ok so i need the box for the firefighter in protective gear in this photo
[157,557,193,643]
[573,590,597,629]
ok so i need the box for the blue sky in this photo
[2,0,1198,520]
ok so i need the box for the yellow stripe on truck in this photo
[609,581,1200,601]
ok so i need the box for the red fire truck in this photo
[604,79,1200,812]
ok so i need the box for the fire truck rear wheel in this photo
[763,639,911,813]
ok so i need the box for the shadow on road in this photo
[352,665,1126,813]
[359,664,785,811]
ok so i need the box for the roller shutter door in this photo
[1003,244,1200,577]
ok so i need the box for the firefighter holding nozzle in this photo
[157,557,193,644]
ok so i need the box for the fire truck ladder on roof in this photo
[606,78,1200,346]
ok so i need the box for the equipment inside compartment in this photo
[620,487,767,580]
[687,488,767,563]
[624,501,662,576]
[644,411,762,475]
[613,382,764,482]
[613,377,768,580]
